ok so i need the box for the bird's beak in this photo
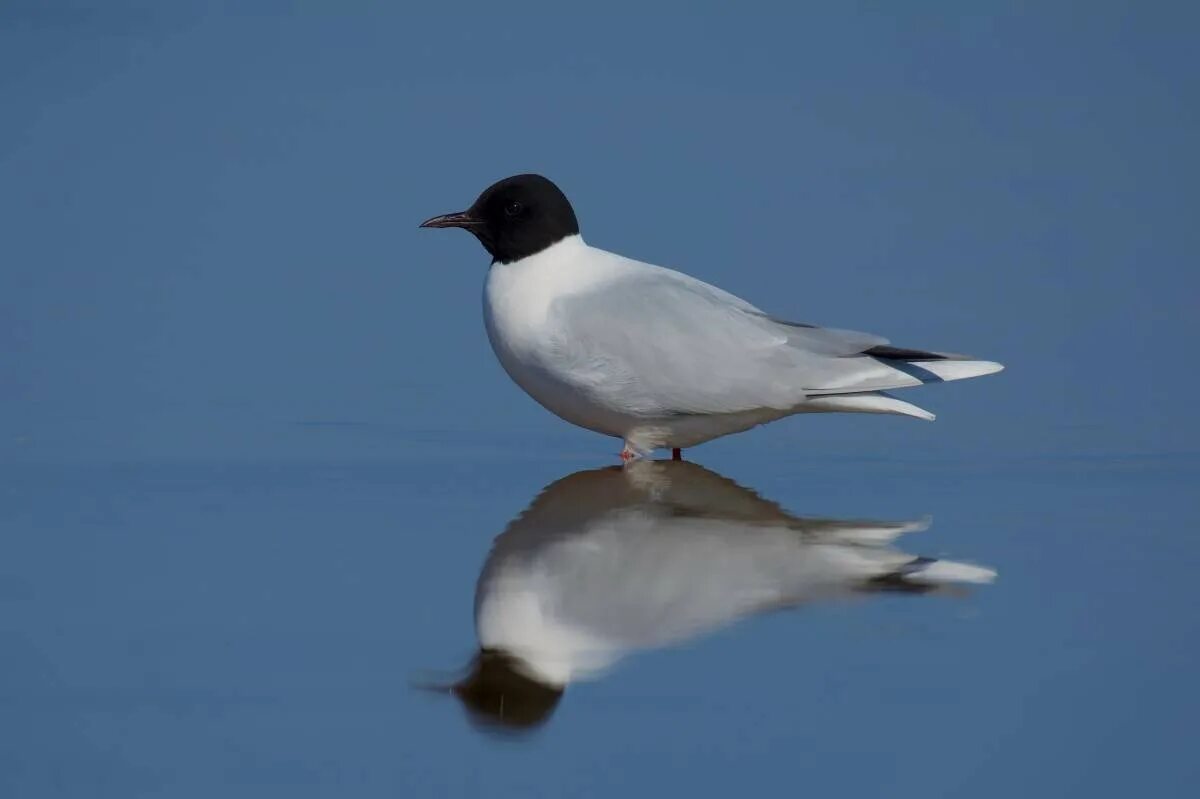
[419,211,482,230]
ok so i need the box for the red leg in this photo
[672,448,682,461]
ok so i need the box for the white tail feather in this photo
[904,559,997,585]
[914,360,1005,382]
[803,392,936,421]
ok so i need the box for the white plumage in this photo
[484,234,1002,454]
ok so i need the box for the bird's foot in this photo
[620,442,681,462]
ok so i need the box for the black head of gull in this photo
[420,173,580,264]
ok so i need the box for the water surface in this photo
[5,440,1196,797]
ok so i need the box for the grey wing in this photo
[647,268,891,356]
[543,267,890,416]
[758,313,891,356]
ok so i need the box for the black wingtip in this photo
[863,345,951,361]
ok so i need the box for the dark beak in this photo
[419,211,482,230]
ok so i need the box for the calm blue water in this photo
[4,446,1197,796]
[3,3,1198,797]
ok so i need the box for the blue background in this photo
[2,2,1197,797]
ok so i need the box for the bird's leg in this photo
[620,442,640,462]
[671,448,683,461]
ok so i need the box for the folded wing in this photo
[545,262,1001,417]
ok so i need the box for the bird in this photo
[421,174,1003,461]
[445,460,996,731]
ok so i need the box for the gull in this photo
[422,174,1003,460]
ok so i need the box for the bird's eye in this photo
[505,200,523,216]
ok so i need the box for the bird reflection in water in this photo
[439,460,995,732]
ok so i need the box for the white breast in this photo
[482,235,635,437]
[483,235,612,347]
